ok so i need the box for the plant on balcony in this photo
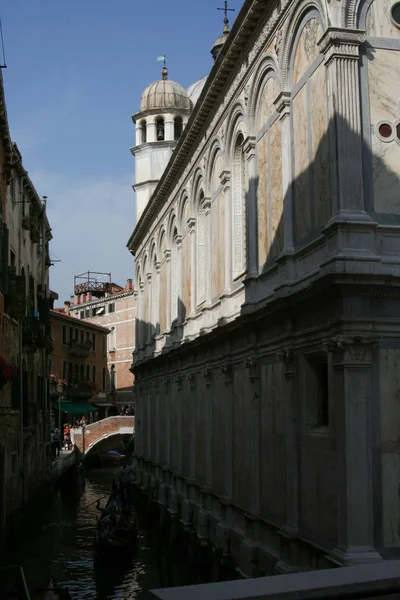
[0,356,12,390]
[50,374,67,385]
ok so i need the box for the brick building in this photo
[50,308,110,423]
[0,70,54,548]
[67,277,135,409]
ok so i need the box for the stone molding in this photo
[318,28,366,64]
[323,335,380,367]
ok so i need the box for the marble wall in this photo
[368,48,400,214]
[366,0,400,38]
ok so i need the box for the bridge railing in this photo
[71,416,135,455]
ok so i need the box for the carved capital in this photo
[243,136,256,158]
[164,249,171,261]
[163,378,170,388]
[276,347,296,378]
[318,28,366,64]
[146,272,152,283]
[245,357,259,380]
[174,234,183,247]
[187,217,196,231]
[274,91,291,120]
[173,375,182,390]
[186,372,196,388]
[202,198,211,215]
[154,261,161,273]
[220,170,231,187]
[202,368,212,386]
[325,335,380,368]
[220,363,233,383]
[139,281,145,291]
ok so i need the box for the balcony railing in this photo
[68,339,92,357]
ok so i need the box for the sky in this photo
[1,0,239,305]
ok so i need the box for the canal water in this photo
[2,468,198,600]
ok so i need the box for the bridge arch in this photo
[72,416,135,456]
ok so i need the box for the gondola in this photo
[93,491,138,564]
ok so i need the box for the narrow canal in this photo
[3,468,199,600]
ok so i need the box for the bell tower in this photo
[131,65,192,224]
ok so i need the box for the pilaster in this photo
[326,335,382,565]
[175,235,183,325]
[164,249,172,334]
[163,377,171,470]
[318,28,368,218]
[243,136,257,278]
[221,363,233,503]
[203,199,212,305]
[274,93,294,258]
[220,170,232,294]
[244,357,260,517]
[187,372,197,481]
[203,367,213,491]
[188,218,196,316]
[173,375,183,475]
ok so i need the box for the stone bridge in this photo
[72,416,135,456]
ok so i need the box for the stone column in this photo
[188,218,196,316]
[318,28,367,217]
[243,137,257,278]
[274,93,294,256]
[220,170,232,293]
[175,235,183,326]
[275,348,299,573]
[187,373,197,481]
[163,377,171,471]
[328,336,382,565]
[138,282,145,350]
[203,368,213,491]
[155,380,160,466]
[203,199,212,304]
[146,272,152,345]
[147,119,157,143]
[154,261,161,336]
[165,115,174,141]
[164,249,171,333]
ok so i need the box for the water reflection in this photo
[3,468,164,600]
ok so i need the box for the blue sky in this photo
[1,0,238,304]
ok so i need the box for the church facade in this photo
[127,0,400,576]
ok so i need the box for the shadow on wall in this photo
[133,113,400,359]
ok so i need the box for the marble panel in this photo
[159,262,167,333]
[218,190,226,294]
[181,235,190,320]
[269,120,284,258]
[233,370,251,510]
[257,76,279,132]
[310,64,331,229]
[257,132,269,269]
[293,85,312,241]
[260,363,286,521]
[382,453,400,547]
[366,0,400,38]
[372,136,400,214]
[212,197,219,298]
[379,350,400,444]
[196,377,206,486]
[369,49,400,124]
[211,154,223,195]
[292,18,322,85]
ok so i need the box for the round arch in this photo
[280,0,327,89]
[248,55,281,131]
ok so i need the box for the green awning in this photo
[58,401,97,414]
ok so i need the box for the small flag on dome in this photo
[157,55,166,62]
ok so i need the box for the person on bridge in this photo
[52,429,61,457]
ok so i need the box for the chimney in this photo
[70,295,74,306]
[64,300,70,314]
[82,293,87,303]
[126,279,133,291]
[76,295,81,305]
[88,292,92,301]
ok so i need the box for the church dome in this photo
[187,77,207,107]
[140,72,191,113]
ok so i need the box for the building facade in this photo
[50,308,110,422]
[128,0,400,577]
[0,70,54,546]
[67,279,136,409]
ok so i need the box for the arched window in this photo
[196,191,206,304]
[232,133,246,277]
[174,116,183,140]
[140,120,147,144]
[156,117,165,141]
[170,226,179,323]
[110,364,116,392]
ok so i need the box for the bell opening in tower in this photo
[156,117,165,141]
